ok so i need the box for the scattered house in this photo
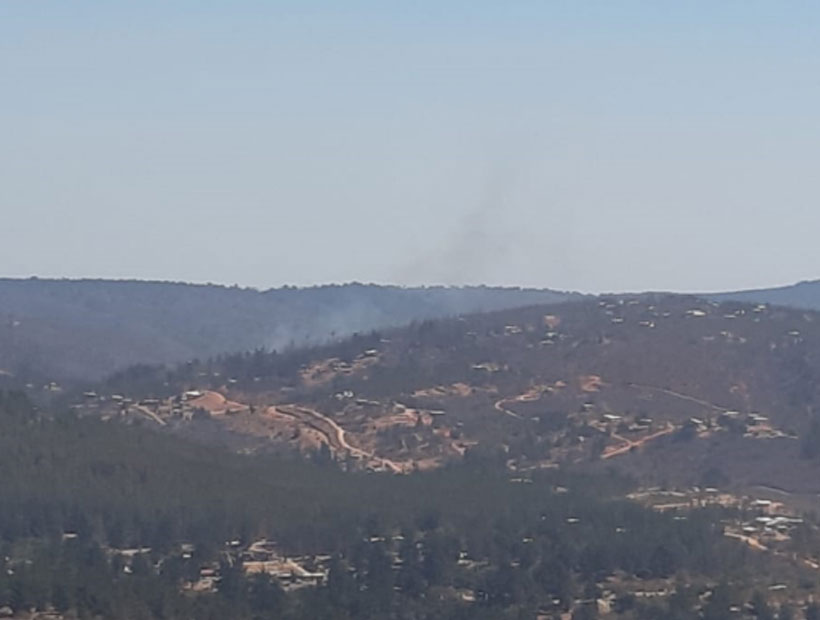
[243,559,327,587]
[543,314,561,329]
[355,398,380,407]
[471,362,501,373]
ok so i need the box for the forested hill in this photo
[0,391,770,620]
[0,278,582,381]
[710,279,820,310]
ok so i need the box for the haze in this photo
[3,1,820,293]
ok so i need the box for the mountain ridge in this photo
[0,278,584,381]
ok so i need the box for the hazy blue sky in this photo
[3,1,820,293]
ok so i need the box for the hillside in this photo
[0,278,581,382]
[85,294,820,497]
[58,293,820,617]
[711,279,820,310]
[41,295,820,617]
[16,375,820,620]
[0,390,780,620]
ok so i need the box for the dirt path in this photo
[627,383,729,412]
[132,404,167,426]
[725,531,768,552]
[601,423,676,459]
[724,530,820,571]
[275,405,405,473]
[493,398,524,420]
[749,485,793,498]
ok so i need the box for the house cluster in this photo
[739,500,804,540]
[178,539,330,594]
[79,388,255,423]
[238,540,328,590]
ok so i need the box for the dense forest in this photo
[0,391,796,619]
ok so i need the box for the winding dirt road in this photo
[275,405,405,473]
[493,398,524,420]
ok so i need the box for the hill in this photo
[0,278,582,382]
[0,390,776,620]
[711,279,820,310]
[57,294,820,617]
[85,294,820,498]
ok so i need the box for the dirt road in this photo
[628,383,728,412]
[725,531,768,552]
[601,423,676,459]
[275,405,405,473]
[132,404,167,426]
[493,398,524,420]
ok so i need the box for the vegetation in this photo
[0,391,783,618]
[0,278,580,381]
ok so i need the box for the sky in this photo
[2,1,820,294]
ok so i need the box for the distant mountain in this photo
[710,279,820,310]
[0,278,583,381]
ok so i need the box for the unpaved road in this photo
[601,423,676,459]
[725,531,768,552]
[725,529,820,571]
[132,404,167,426]
[275,405,405,473]
[627,383,729,412]
[493,398,524,420]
